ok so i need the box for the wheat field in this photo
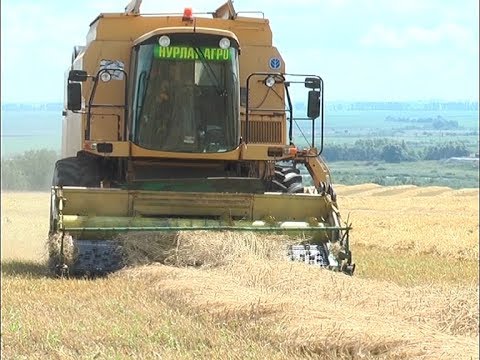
[1,186,479,359]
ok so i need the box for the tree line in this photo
[322,139,470,163]
[385,116,459,130]
[327,102,479,111]
[1,149,58,191]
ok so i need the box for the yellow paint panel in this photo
[90,114,121,141]
[252,193,330,221]
[91,14,271,46]
[61,188,130,217]
[132,191,253,218]
[60,188,331,223]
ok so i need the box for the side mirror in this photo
[304,77,320,89]
[67,83,82,111]
[68,70,88,82]
[307,90,320,119]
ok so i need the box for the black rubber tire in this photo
[274,170,286,182]
[281,167,300,175]
[318,182,326,194]
[271,166,304,193]
[287,182,304,194]
[52,156,101,187]
[275,165,300,175]
[331,191,337,203]
[283,172,303,187]
[271,179,288,192]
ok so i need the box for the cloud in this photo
[321,0,351,7]
[360,24,405,48]
[360,23,475,50]
[374,0,434,14]
[280,45,478,101]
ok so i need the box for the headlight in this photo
[265,76,276,88]
[158,35,171,47]
[219,37,231,49]
[100,71,112,82]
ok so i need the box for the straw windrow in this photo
[118,230,294,268]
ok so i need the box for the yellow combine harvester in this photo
[49,0,355,276]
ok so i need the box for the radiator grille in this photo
[241,120,283,144]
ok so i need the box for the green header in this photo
[154,45,231,61]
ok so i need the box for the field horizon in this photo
[1,107,478,157]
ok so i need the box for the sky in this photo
[1,0,478,103]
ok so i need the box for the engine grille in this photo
[241,119,283,144]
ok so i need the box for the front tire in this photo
[271,166,304,193]
[52,156,101,187]
[50,155,102,233]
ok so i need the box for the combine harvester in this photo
[49,0,355,276]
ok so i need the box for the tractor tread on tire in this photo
[273,166,304,194]
[52,156,101,188]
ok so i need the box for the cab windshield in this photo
[131,34,239,153]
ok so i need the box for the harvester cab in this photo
[49,1,355,277]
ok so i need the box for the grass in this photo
[1,187,479,359]
[334,184,479,260]
[328,160,479,188]
[352,245,478,287]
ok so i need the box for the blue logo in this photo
[269,57,281,70]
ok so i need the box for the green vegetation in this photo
[301,137,478,188]
[326,160,479,189]
[1,149,58,191]
[385,115,460,130]
[326,131,479,154]
[322,139,472,162]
